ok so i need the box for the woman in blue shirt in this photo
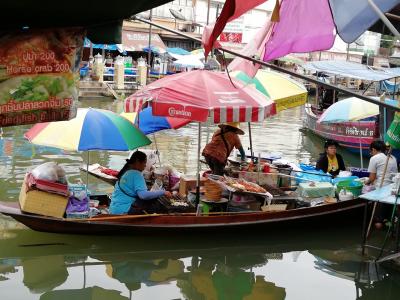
[110,151,171,214]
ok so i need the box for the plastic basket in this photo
[336,180,363,197]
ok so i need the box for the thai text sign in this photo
[385,112,400,149]
[0,28,84,127]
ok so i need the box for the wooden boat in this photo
[0,198,365,235]
[304,103,378,154]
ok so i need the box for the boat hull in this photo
[0,199,365,235]
[304,104,378,154]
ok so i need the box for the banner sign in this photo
[385,112,400,149]
[220,32,243,43]
[0,28,84,127]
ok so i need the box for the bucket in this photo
[336,180,363,197]
[275,164,292,188]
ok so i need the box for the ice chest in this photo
[179,176,206,196]
[19,180,69,218]
[298,182,335,198]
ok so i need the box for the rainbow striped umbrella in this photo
[25,108,151,151]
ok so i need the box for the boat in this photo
[301,60,400,153]
[304,103,378,153]
[0,198,364,235]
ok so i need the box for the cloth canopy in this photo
[122,31,166,52]
[173,55,204,69]
[232,69,308,112]
[124,70,276,123]
[302,60,397,81]
[167,47,190,55]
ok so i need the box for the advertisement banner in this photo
[0,28,84,127]
[220,32,243,43]
[385,112,400,149]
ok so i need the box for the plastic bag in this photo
[337,171,352,177]
[150,179,164,191]
[31,162,67,183]
[66,196,89,213]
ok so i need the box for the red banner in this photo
[220,32,243,43]
[0,28,84,127]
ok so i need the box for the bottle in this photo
[196,203,203,216]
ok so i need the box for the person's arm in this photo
[137,189,165,200]
[367,173,377,185]
[367,156,377,185]
[232,134,245,160]
[316,156,327,173]
[238,146,246,161]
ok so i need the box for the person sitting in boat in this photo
[110,151,172,215]
[365,140,398,229]
[202,122,246,175]
[316,140,346,177]
[366,140,398,188]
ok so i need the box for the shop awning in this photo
[122,31,166,52]
[302,60,397,81]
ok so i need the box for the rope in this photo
[222,50,237,88]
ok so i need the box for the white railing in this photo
[103,67,139,84]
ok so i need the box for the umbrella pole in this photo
[248,122,254,162]
[359,121,363,169]
[152,133,162,167]
[86,151,90,196]
[196,122,202,206]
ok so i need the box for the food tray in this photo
[157,195,196,213]
[207,175,272,198]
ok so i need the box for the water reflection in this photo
[0,226,399,300]
[0,99,396,299]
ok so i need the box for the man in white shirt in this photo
[367,140,398,188]
[367,140,398,229]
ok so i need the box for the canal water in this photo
[0,99,398,299]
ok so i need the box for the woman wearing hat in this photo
[202,122,246,175]
[110,151,172,215]
[316,140,346,177]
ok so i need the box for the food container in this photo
[204,179,222,201]
[336,180,363,197]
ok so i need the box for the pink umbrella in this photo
[124,70,276,123]
[124,70,276,204]
[203,0,400,62]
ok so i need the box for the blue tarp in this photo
[302,60,397,81]
[166,47,190,55]
[83,37,119,51]
[379,80,400,93]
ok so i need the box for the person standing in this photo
[202,123,246,175]
[316,140,346,177]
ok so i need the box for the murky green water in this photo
[0,99,398,299]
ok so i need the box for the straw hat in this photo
[218,122,245,135]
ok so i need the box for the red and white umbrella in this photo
[124,70,276,123]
